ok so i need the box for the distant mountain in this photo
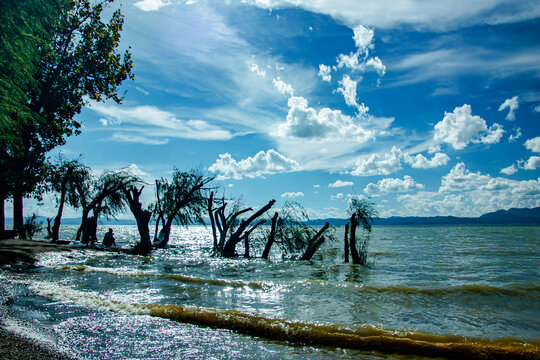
[6,207,540,227]
[307,207,540,226]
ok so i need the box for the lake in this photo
[1,225,539,359]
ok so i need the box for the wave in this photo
[58,265,271,289]
[16,279,540,360]
[57,265,540,298]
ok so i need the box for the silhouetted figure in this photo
[82,216,98,247]
[103,228,116,248]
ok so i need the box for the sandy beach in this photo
[0,238,76,360]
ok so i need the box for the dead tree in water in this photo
[208,198,276,258]
[153,169,213,248]
[263,202,333,261]
[347,197,377,265]
[123,185,152,255]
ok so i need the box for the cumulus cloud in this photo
[534,105,540,113]
[350,146,402,176]
[336,75,370,114]
[352,25,374,52]
[509,127,522,142]
[281,192,304,198]
[318,64,332,82]
[404,152,450,169]
[518,156,540,170]
[398,163,540,216]
[525,136,540,153]
[329,180,354,188]
[500,164,517,175]
[364,175,424,195]
[272,77,294,96]
[433,104,504,150]
[276,96,374,142]
[365,57,386,77]
[498,96,519,121]
[134,0,171,11]
[208,149,300,180]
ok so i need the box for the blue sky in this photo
[24,0,540,219]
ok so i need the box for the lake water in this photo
[1,225,539,359]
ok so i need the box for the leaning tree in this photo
[75,169,141,242]
[152,169,214,248]
[48,157,91,242]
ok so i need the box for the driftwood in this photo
[300,222,329,260]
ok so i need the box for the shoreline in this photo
[0,238,77,359]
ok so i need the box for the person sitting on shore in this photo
[103,228,116,248]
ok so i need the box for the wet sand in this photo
[0,238,76,359]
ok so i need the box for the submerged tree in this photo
[76,170,140,243]
[123,185,152,255]
[0,0,133,235]
[153,169,214,248]
[208,195,275,258]
[48,157,90,242]
[261,202,332,261]
[347,197,377,265]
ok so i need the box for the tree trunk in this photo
[51,189,66,242]
[76,208,90,241]
[154,218,172,248]
[0,198,5,233]
[262,212,279,259]
[13,193,24,239]
[349,216,361,264]
[208,192,218,251]
[300,222,329,260]
[344,223,349,263]
[124,187,152,255]
[243,235,250,258]
[223,199,275,258]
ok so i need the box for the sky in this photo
[19,0,540,219]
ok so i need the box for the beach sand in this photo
[0,238,77,360]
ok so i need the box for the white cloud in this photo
[248,58,266,77]
[276,96,374,142]
[336,75,369,113]
[351,146,402,176]
[121,164,151,178]
[328,180,354,188]
[90,103,233,142]
[509,127,522,142]
[365,57,386,77]
[318,64,332,82]
[500,164,517,175]
[352,25,374,52]
[433,104,503,150]
[331,193,344,200]
[534,105,540,113]
[498,96,519,121]
[313,184,320,188]
[208,149,300,180]
[111,133,169,145]
[398,163,540,216]
[518,156,540,170]
[404,152,450,169]
[440,162,490,192]
[525,136,540,153]
[272,77,294,96]
[281,191,304,198]
[241,0,540,31]
[364,175,424,195]
[134,0,171,11]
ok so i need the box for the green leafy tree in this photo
[153,170,214,248]
[49,157,91,242]
[0,0,133,235]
